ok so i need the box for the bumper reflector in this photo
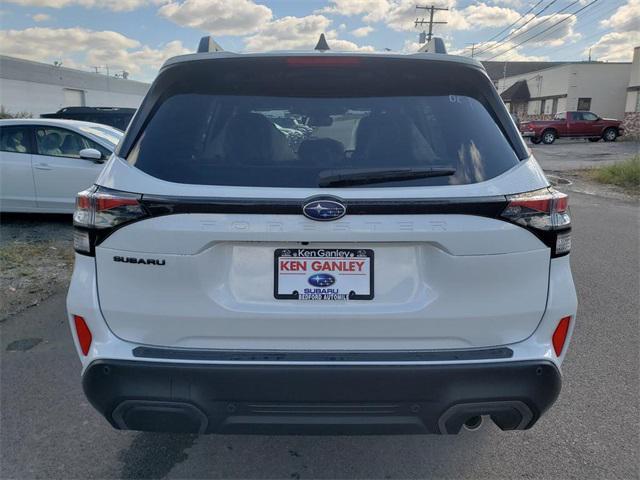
[73,315,92,356]
[555,231,571,255]
[73,230,91,254]
[552,316,571,356]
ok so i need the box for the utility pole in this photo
[415,5,448,43]
[466,42,477,58]
[502,61,508,90]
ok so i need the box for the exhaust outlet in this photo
[463,416,483,431]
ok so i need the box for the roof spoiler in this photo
[418,37,447,54]
[197,36,225,53]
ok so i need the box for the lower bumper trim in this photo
[132,346,514,362]
[83,359,561,435]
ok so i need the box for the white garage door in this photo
[63,88,85,106]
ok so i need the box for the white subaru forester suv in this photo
[67,39,577,435]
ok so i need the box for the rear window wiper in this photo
[318,167,456,187]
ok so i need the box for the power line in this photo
[494,0,609,62]
[477,0,581,59]
[473,0,561,57]
[414,5,448,44]
[491,1,610,62]
[477,0,544,47]
[485,0,600,61]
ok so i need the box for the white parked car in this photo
[67,42,577,435]
[0,119,122,213]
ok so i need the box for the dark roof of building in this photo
[481,61,570,81]
[500,80,530,102]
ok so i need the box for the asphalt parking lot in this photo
[1,142,638,479]
[530,138,639,171]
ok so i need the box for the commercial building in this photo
[482,61,570,85]
[0,55,149,117]
[622,47,640,136]
[493,60,632,121]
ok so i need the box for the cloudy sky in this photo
[0,0,638,82]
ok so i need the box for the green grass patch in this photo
[588,156,640,193]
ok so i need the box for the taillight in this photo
[73,186,147,256]
[501,187,571,257]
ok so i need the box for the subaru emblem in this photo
[308,273,336,287]
[302,198,346,221]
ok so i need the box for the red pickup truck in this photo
[520,111,624,145]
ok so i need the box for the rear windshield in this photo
[126,57,521,188]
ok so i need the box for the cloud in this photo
[401,39,422,53]
[318,0,390,22]
[157,0,376,54]
[326,35,376,52]
[244,14,330,51]
[0,27,188,80]
[243,14,374,52]
[31,13,51,22]
[320,0,521,36]
[158,0,272,36]
[384,1,520,32]
[599,0,639,33]
[87,39,189,75]
[585,31,640,62]
[450,2,521,30]
[3,0,153,12]
[351,26,374,37]
[489,0,524,6]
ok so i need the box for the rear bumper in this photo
[83,359,561,435]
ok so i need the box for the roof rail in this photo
[418,37,447,54]
[314,33,330,51]
[197,36,225,53]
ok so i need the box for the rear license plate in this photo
[274,248,374,300]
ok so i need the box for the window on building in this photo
[0,126,32,154]
[577,97,591,111]
[543,99,553,115]
[635,92,640,112]
[557,97,567,113]
[527,100,541,115]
